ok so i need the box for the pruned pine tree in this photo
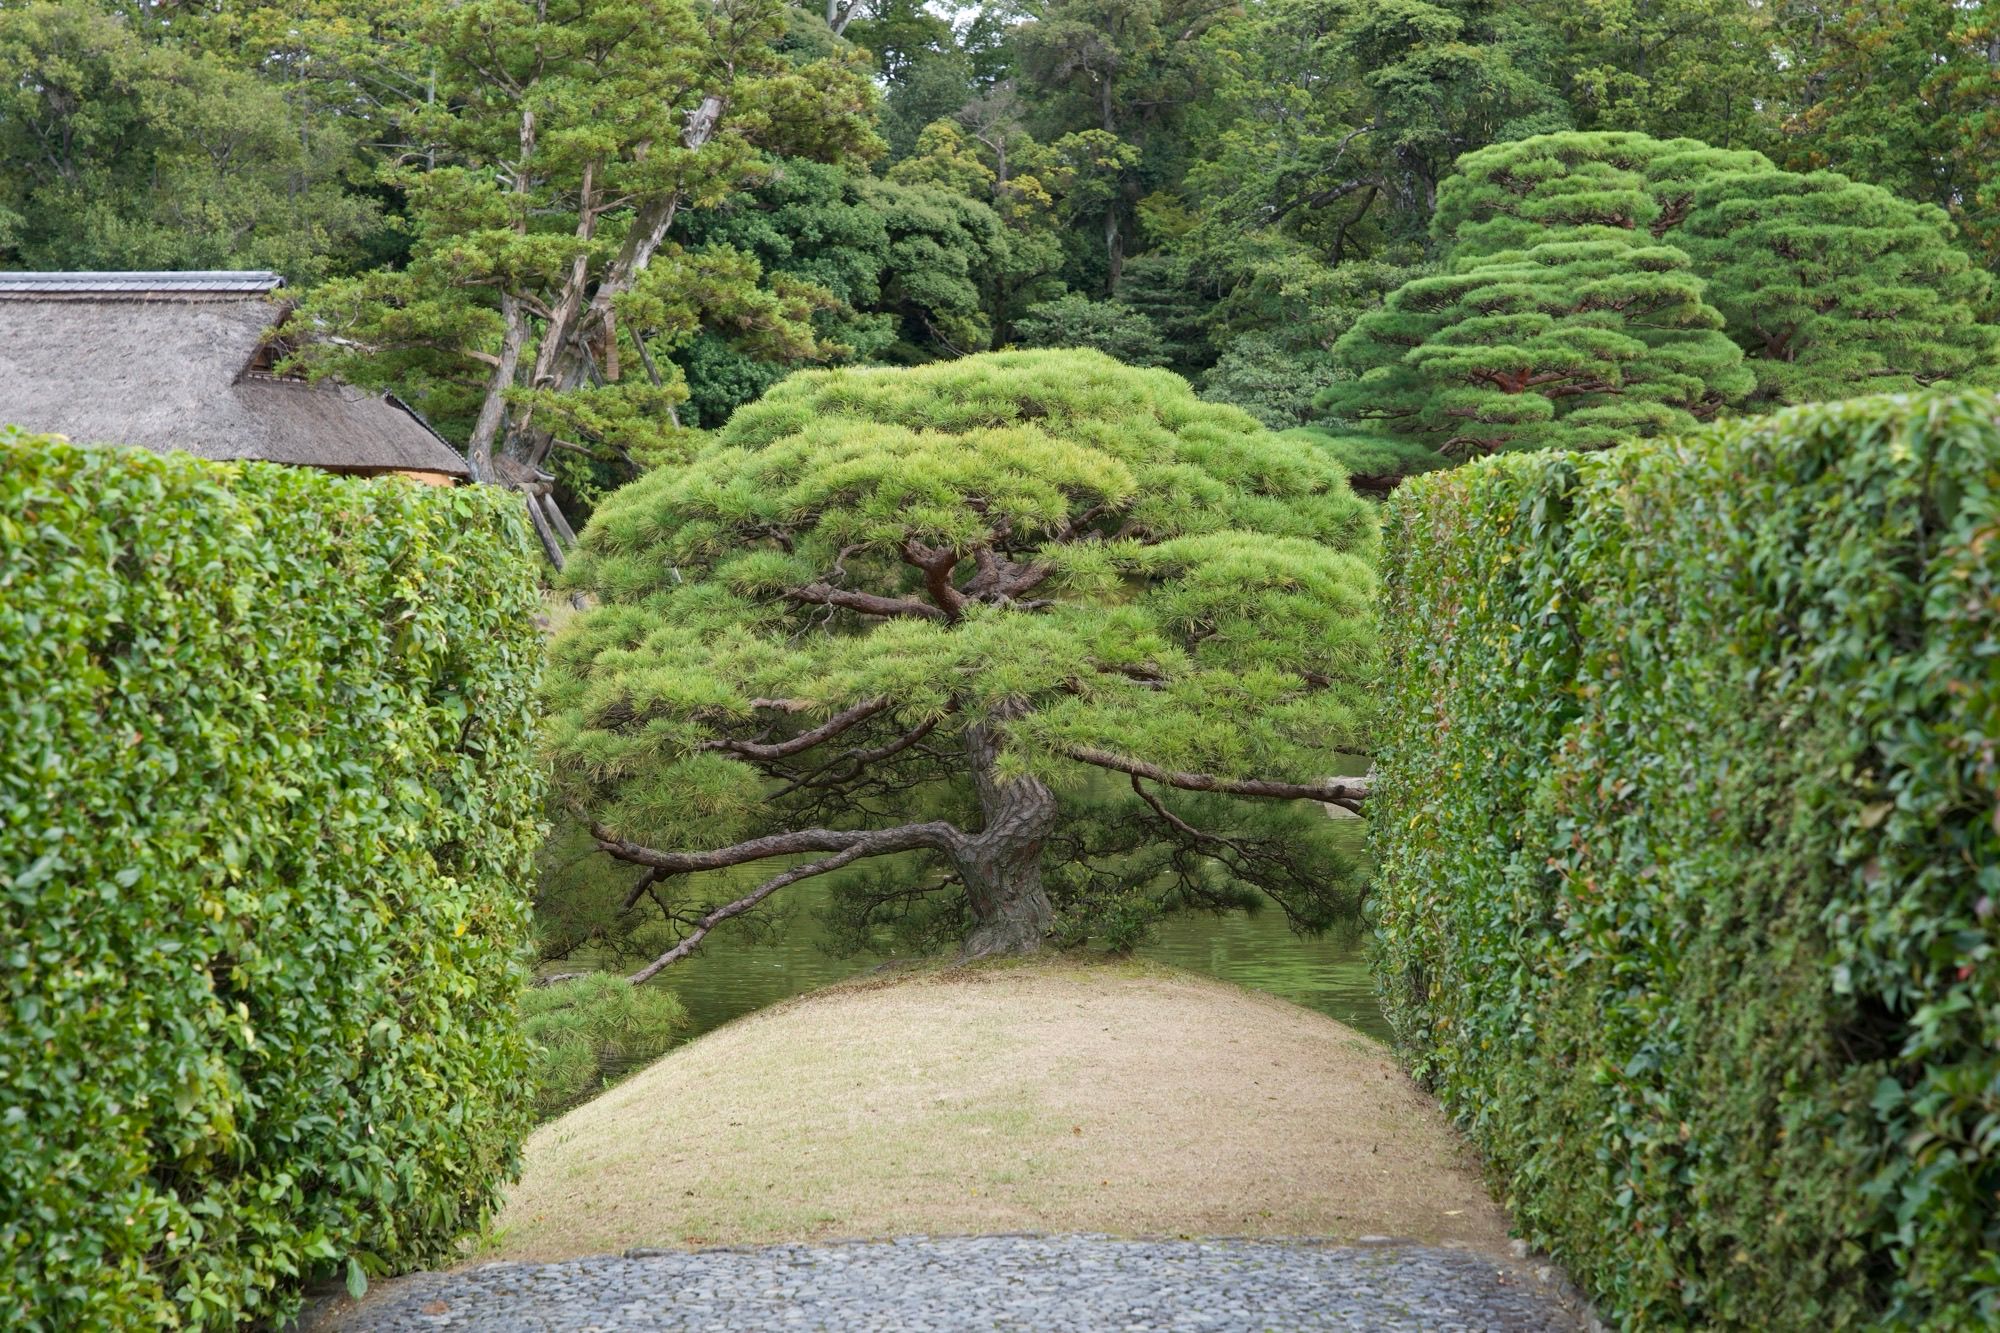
[1431,132,1772,261]
[1321,232,1752,457]
[1434,131,1999,406]
[1679,170,1998,404]
[546,351,1379,971]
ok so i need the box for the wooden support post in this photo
[543,493,579,548]
[524,492,566,570]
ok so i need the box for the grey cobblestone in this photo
[328,1235,1586,1331]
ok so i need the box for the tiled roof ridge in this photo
[0,270,287,295]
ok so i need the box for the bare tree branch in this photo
[769,714,944,798]
[1128,773,1249,851]
[785,583,948,622]
[625,844,872,983]
[619,865,665,912]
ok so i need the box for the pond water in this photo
[598,760,1393,1044]
[645,880,1392,1046]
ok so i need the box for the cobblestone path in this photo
[329,1235,1588,1331]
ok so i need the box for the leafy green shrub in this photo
[1200,333,1344,430]
[1013,293,1169,367]
[522,974,690,1120]
[0,434,545,1329]
[1371,394,2000,1328]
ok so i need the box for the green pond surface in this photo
[600,761,1391,1044]
[645,879,1392,1046]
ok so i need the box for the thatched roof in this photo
[0,273,469,479]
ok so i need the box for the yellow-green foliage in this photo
[1372,394,2000,1328]
[521,974,689,1120]
[549,350,1381,946]
[0,434,545,1329]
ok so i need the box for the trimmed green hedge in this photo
[1372,395,2000,1328]
[0,434,545,1329]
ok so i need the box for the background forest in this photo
[5,0,1998,503]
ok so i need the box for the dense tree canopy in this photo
[1322,231,1752,456]
[1013,292,1169,366]
[1326,130,1998,462]
[8,1,1998,500]
[296,0,881,497]
[545,351,1378,964]
[678,158,1009,418]
[0,2,381,280]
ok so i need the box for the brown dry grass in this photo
[483,959,1515,1262]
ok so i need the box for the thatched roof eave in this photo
[0,287,469,479]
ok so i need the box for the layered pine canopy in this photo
[547,350,1379,953]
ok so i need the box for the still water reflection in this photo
[650,882,1392,1046]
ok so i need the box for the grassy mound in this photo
[484,961,1512,1260]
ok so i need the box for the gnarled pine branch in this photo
[785,583,947,622]
[701,698,893,761]
[625,844,871,984]
[591,820,962,875]
[1063,746,1371,813]
[594,818,971,980]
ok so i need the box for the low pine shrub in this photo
[1371,394,2000,1328]
[521,974,689,1120]
[0,435,545,1329]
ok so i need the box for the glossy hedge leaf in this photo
[1371,392,2000,1329]
[0,433,545,1329]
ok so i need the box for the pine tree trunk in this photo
[496,96,723,476]
[465,294,527,484]
[954,716,1056,959]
